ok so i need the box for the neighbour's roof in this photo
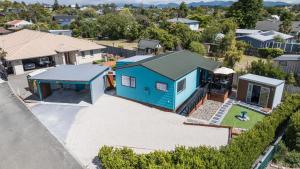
[138,39,161,49]
[6,19,31,25]
[0,82,83,169]
[53,15,76,20]
[118,55,153,62]
[245,31,293,42]
[273,54,300,61]
[30,64,109,82]
[239,74,285,87]
[48,29,72,33]
[0,27,11,34]
[118,50,221,80]
[236,29,261,34]
[256,20,300,32]
[0,29,105,61]
[167,18,199,24]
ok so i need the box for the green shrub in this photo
[258,48,284,58]
[284,151,300,168]
[189,41,207,56]
[286,111,300,151]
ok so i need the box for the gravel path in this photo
[189,100,223,121]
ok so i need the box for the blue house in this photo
[115,50,221,112]
[237,31,294,48]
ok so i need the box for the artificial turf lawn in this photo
[221,105,265,129]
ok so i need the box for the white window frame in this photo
[121,75,135,88]
[156,82,168,92]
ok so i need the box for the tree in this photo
[75,3,80,10]
[227,0,263,28]
[178,2,188,18]
[279,20,293,34]
[53,0,59,11]
[287,73,297,85]
[274,35,285,43]
[0,48,7,60]
[222,31,243,68]
[189,41,207,55]
[247,59,286,80]
[167,23,200,48]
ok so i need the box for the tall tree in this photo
[178,2,188,18]
[279,20,293,34]
[53,0,59,10]
[227,0,263,28]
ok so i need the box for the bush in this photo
[284,151,300,168]
[189,41,207,56]
[98,94,300,169]
[286,111,300,151]
[258,48,284,58]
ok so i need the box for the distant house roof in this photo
[48,29,72,33]
[0,29,105,61]
[138,39,161,50]
[245,31,293,42]
[53,15,76,21]
[0,27,11,35]
[256,20,300,32]
[30,64,109,82]
[118,55,154,62]
[273,54,300,61]
[239,74,285,87]
[118,50,221,80]
[236,29,261,35]
[167,18,199,24]
[6,20,32,26]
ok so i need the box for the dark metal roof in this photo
[117,50,221,80]
[53,15,76,20]
[30,64,109,82]
[255,20,300,32]
[138,39,161,49]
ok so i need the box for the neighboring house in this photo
[29,64,109,104]
[273,54,300,78]
[0,27,12,35]
[48,30,72,36]
[53,15,76,26]
[167,18,200,31]
[0,29,105,75]
[237,74,285,109]
[115,50,221,111]
[256,20,300,36]
[236,29,262,37]
[137,39,163,55]
[237,31,294,48]
[5,20,32,29]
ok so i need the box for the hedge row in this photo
[98,94,300,169]
[286,110,300,151]
[258,48,284,58]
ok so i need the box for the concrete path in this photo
[0,82,83,169]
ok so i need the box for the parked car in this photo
[36,57,51,67]
[23,63,35,70]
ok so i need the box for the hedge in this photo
[258,48,284,58]
[286,110,300,151]
[99,94,300,169]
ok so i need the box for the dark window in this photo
[156,82,168,92]
[177,79,186,93]
[81,51,85,57]
[90,50,94,56]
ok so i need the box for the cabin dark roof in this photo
[256,20,300,32]
[118,50,221,80]
[138,39,161,49]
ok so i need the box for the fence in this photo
[103,45,137,58]
[285,84,300,94]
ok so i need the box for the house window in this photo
[279,61,287,66]
[156,82,167,92]
[81,51,85,57]
[177,79,186,93]
[121,75,135,88]
[90,50,94,56]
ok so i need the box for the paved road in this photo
[0,82,83,169]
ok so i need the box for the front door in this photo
[251,85,261,104]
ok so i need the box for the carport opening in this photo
[39,82,92,104]
[22,56,54,72]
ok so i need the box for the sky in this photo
[14,0,299,5]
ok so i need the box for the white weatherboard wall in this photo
[188,23,199,31]
[272,82,285,108]
[90,71,107,103]
[76,49,103,65]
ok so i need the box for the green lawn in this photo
[221,105,265,129]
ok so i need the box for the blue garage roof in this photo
[30,64,109,82]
